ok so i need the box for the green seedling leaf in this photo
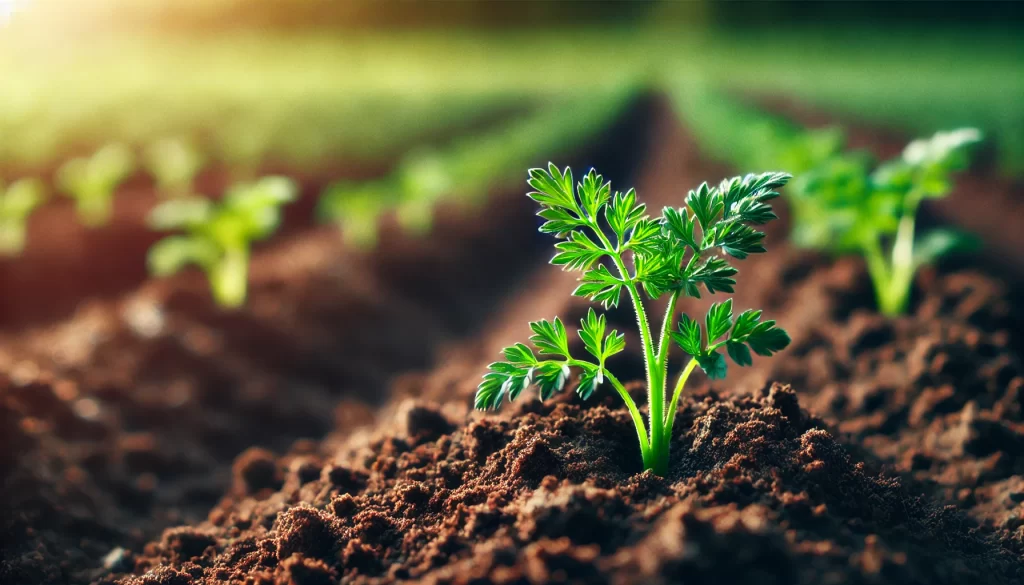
[530,318,571,358]
[913,228,980,269]
[147,235,220,276]
[551,231,607,271]
[696,351,727,380]
[147,198,212,231]
[746,321,791,357]
[705,299,734,342]
[578,308,607,362]
[578,169,611,220]
[573,264,624,308]
[57,143,136,227]
[672,314,702,357]
[686,182,723,233]
[726,341,752,367]
[503,343,538,367]
[606,188,645,242]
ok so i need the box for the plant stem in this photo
[861,235,893,314]
[885,193,921,316]
[656,290,681,373]
[622,272,663,473]
[593,229,662,474]
[604,370,651,469]
[662,357,698,449]
[210,247,249,308]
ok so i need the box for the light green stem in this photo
[210,247,249,308]
[862,192,922,317]
[662,358,698,450]
[885,193,921,316]
[604,370,651,468]
[656,290,681,374]
[593,228,663,474]
[861,235,893,313]
[623,272,664,472]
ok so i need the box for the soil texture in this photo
[3,96,1023,584]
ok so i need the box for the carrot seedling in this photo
[0,178,46,256]
[143,138,205,199]
[791,128,981,316]
[147,176,297,308]
[56,143,135,227]
[476,165,791,475]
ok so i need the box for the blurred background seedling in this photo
[56,143,135,227]
[792,128,982,315]
[0,177,46,255]
[143,137,206,199]
[147,176,297,308]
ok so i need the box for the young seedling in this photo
[317,179,391,250]
[393,151,452,235]
[791,128,981,316]
[476,164,791,475]
[56,143,135,227]
[143,138,205,199]
[147,176,297,308]
[0,178,46,255]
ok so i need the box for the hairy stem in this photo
[594,228,662,473]
[622,273,662,471]
[656,290,681,373]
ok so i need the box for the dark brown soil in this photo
[3,96,1024,584]
[0,99,653,585]
[733,96,1024,542]
[113,384,1021,585]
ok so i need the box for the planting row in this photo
[103,103,1024,584]
[1,86,984,317]
[1,91,632,309]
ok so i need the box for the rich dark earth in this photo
[2,97,1022,585]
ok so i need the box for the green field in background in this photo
[1,28,1021,173]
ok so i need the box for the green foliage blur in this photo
[147,176,297,307]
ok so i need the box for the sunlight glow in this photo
[0,0,19,24]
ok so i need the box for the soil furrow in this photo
[107,98,1023,585]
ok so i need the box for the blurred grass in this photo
[685,28,1024,173]
[0,28,1021,173]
